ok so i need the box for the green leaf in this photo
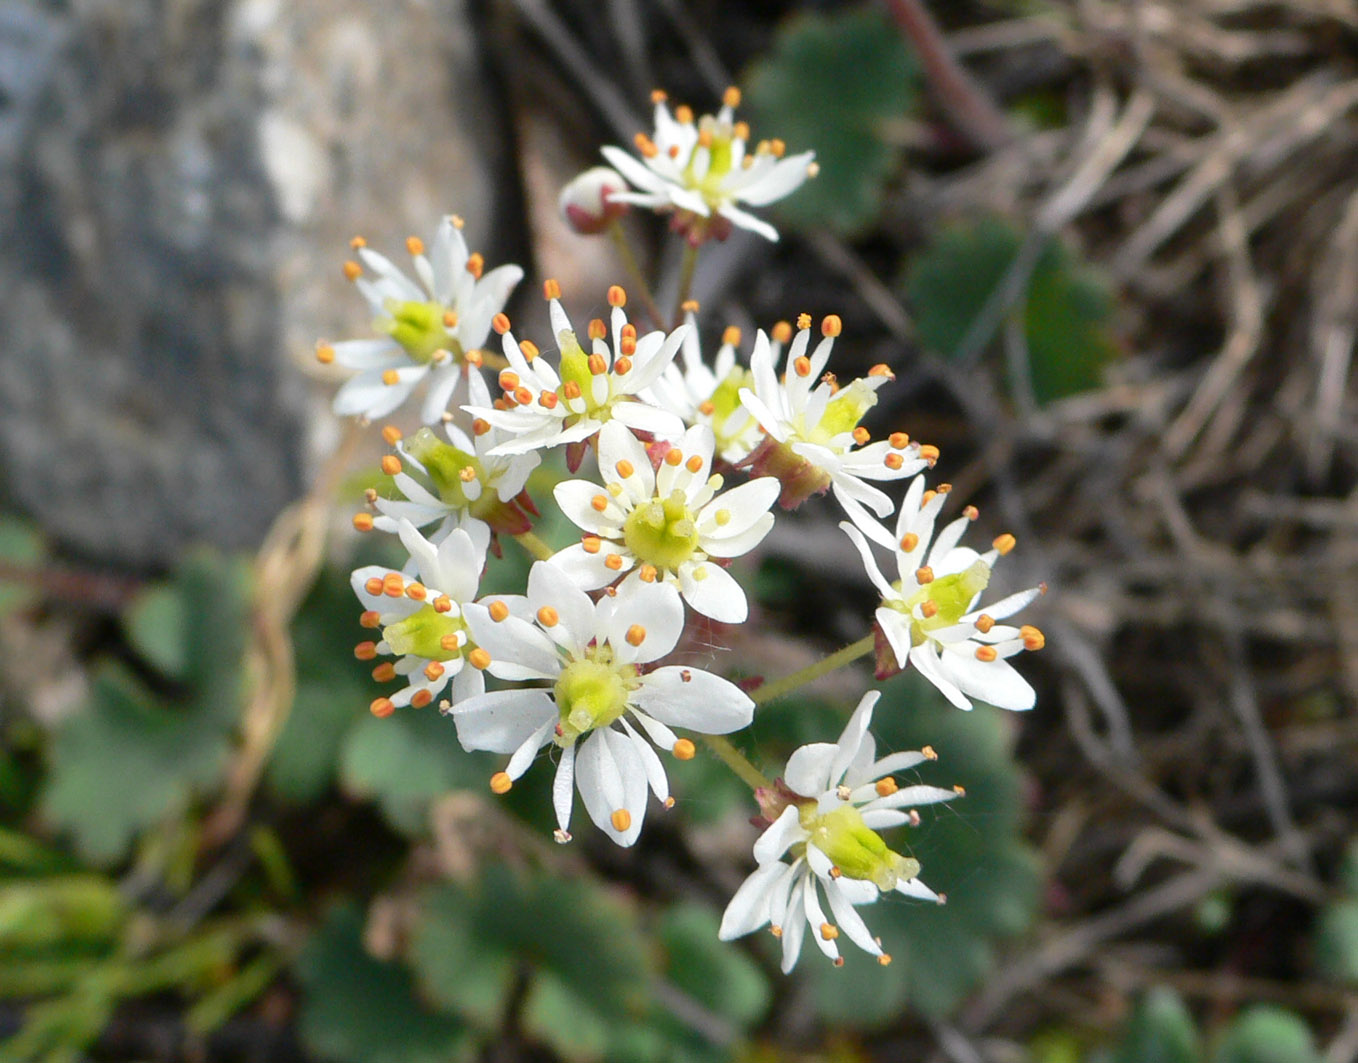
[410,866,651,1057]
[40,665,231,864]
[744,6,920,236]
[790,672,1040,1023]
[906,216,1118,403]
[657,903,770,1030]
[1113,988,1200,1063]
[124,584,189,681]
[1214,1006,1321,1063]
[295,906,470,1063]
[1315,899,1358,985]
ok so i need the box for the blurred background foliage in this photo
[4,0,1358,1060]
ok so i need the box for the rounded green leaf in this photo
[1214,1006,1321,1063]
[1114,987,1199,1063]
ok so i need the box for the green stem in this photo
[607,220,666,331]
[748,634,877,707]
[513,531,556,562]
[700,735,771,791]
[674,243,700,327]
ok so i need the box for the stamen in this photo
[354,642,377,660]
[605,553,624,571]
[878,954,893,967]
[899,532,919,552]
[449,215,465,229]
[796,312,812,331]
[614,356,632,374]
[607,482,623,498]
[350,236,367,249]
[884,453,904,470]
[651,89,667,103]
[466,350,484,368]
[635,132,658,158]
[372,662,396,682]
[919,444,940,464]
[360,610,381,628]
[1020,625,1045,651]
[889,432,909,449]
[638,564,658,582]
[963,505,979,520]
[722,326,741,346]
[674,104,693,124]
[829,866,842,879]
[406,582,427,601]
[591,494,610,512]
[537,606,559,627]
[868,363,895,379]
[952,785,966,796]
[380,455,402,476]
[714,509,731,526]
[370,697,395,718]
[381,573,406,596]
[490,772,512,794]
[607,284,627,307]
[513,387,532,406]
[794,355,812,377]
[381,425,403,445]
[563,381,582,401]
[342,260,362,281]
[588,318,607,340]
[405,236,424,256]
[492,312,511,334]
[554,829,572,844]
[499,370,519,391]
[922,745,938,760]
[915,567,934,584]
[410,690,433,708]
[315,343,335,364]
[733,120,750,140]
[685,454,703,473]
[975,646,998,662]
[519,340,540,361]
[364,576,383,596]
[465,252,484,278]
[770,926,783,937]
[625,624,646,646]
[543,278,561,300]
[875,777,898,797]
[821,314,842,337]
[806,162,820,178]
[468,648,492,670]
[539,392,559,408]
[680,670,692,682]
[698,400,715,416]
[353,513,374,532]
[664,797,675,809]
[853,427,870,445]
[673,739,696,760]
[582,536,602,554]
[664,448,683,467]
[836,784,852,801]
[974,615,994,633]
[723,86,741,108]
[488,601,510,622]
[820,923,839,941]
[381,369,400,386]
[443,310,458,328]
[424,661,444,681]
[920,600,939,618]
[771,321,793,344]
[433,595,453,613]
[588,352,607,375]
[440,634,460,651]
[993,533,1016,555]
[681,300,700,312]
[769,138,786,157]
[610,809,632,832]
[938,483,952,493]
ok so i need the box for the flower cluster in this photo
[324,88,1046,972]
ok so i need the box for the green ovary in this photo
[623,491,700,571]
[405,428,483,507]
[554,654,635,746]
[811,379,878,444]
[888,559,991,644]
[383,606,466,662]
[800,804,920,891]
[381,300,459,364]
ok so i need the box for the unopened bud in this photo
[559,166,629,234]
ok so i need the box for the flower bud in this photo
[559,166,628,234]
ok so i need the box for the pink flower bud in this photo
[559,166,628,234]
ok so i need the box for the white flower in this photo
[370,371,540,543]
[719,691,955,972]
[352,520,490,715]
[643,312,764,465]
[840,476,1045,711]
[738,315,933,545]
[323,217,524,424]
[549,421,778,623]
[453,563,754,846]
[465,287,687,460]
[559,166,629,234]
[601,87,816,243]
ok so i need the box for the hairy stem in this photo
[748,634,877,707]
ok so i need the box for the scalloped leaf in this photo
[1214,1006,1321,1063]
[906,216,1118,403]
[295,906,470,1063]
[744,5,919,236]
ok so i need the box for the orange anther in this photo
[922,491,936,507]
[465,252,484,278]
[605,554,624,571]
[875,777,899,797]
[771,321,793,344]
[440,634,460,651]
[472,417,492,436]
[383,573,405,596]
[543,278,562,300]
[889,432,909,449]
[610,809,632,832]
[350,235,367,249]
[381,425,403,445]
[354,642,378,660]
[492,312,510,334]
[975,645,998,662]
[410,690,433,709]
[514,386,532,406]
[466,349,484,368]
[637,564,659,583]
[721,326,742,347]
[885,453,904,470]
[993,533,1016,555]
[380,455,401,477]
[920,600,939,618]
[364,576,384,596]
[963,505,979,521]
[919,444,940,464]
[723,86,741,108]
[469,648,492,670]
[673,738,696,760]
[820,923,839,941]
[681,299,701,313]
[685,454,703,473]
[537,605,559,627]
[1021,625,1045,651]
[634,132,658,158]
[539,391,559,408]
[879,954,893,966]
[974,614,994,634]
[922,745,938,760]
[733,121,750,140]
[615,459,635,478]
[869,363,895,379]
[405,236,425,256]
[433,595,453,613]
[651,88,668,104]
[342,260,362,281]
[626,624,646,646]
[674,104,694,124]
[614,356,632,374]
[360,610,381,628]
[591,494,609,512]
[443,310,459,328]
[519,340,539,362]
[900,532,919,552]
[490,772,512,794]
[853,427,870,445]
[697,128,713,149]
[698,400,715,416]
[353,512,374,532]
[915,567,934,585]
[370,697,395,718]
[582,536,601,555]
[315,343,335,364]
[562,381,582,401]
[588,353,607,376]
[794,355,812,377]
[607,284,627,308]
[381,369,400,386]
[619,336,636,358]
[587,318,607,341]
[406,582,427,601]
[769,138,786,157]
[937,483,952,494]
[796,312,812,331]
[499,370,520,391]
[423,661,445,681]
[821,314,842,337]
[664,448,683,466]
[372,662,397,682]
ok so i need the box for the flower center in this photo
[799,804,920,891]
[889,559,991,644]
[382,605,467,662]
[553,647,637,747]
[622,490,701,571]
[706,367,758,452]
[381,299,461,365]
[807,379,878,446]
[557,331,613,420]
[405,429,485,509]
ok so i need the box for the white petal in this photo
[596,420,655,500]
[612,400,686,441]
[547,542,625,591]
[829,691,879,786]
[601,579,683,665]
[736,152,815,206]
[678,562,749,623]
[449,689,556,753]
[553,744,576,833]
[895,877,941,902]
[753,806,807,864]
[719,203,779,242]
[463,604,561,680]
[505,717,555,779]
[824,879,882,956]
[909,642,971,710]
[554,480,625,536]
[621,718,669,802]
[630,666,754,734]
[784,743,839,798]
[527,560,598,655]
[779,879,809,973]
[840,521,896,601]
[938,651,1036,711]
[719,863,785,940]
[802,880,840,960]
